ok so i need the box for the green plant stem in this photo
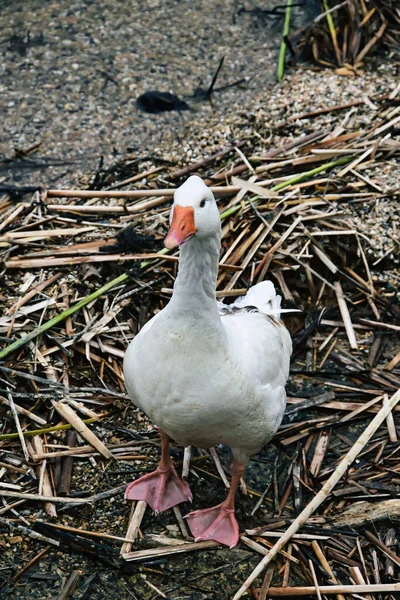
[271,155,351,191]
[277,0,293,82]
[220,155,353,219]
[0,417,100,441]
[322,0,341,64]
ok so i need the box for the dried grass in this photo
[0,83,399,597]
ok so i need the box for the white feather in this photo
[218,280,282,318]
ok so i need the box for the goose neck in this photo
[169,234,221,312]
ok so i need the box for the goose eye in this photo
[200,199,206,208]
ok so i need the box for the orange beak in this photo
[164,205,197,249]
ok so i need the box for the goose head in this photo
[164,175,221,249]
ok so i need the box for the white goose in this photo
[124,175,292,547]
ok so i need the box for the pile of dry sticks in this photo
[292,0,400,71]
[0,83,399,598]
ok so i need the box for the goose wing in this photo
[220,281,292,388]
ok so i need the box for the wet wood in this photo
[261,583,400,596]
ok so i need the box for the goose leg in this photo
[185,458,244,547]
[125,429,192,513]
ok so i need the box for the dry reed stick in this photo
[334,281,358,350]
[32,436,57,518]
[57,570,82,600]
[262,583,400,596]
[308,559,322,600]
[12,544,52,583]
[46,186,239,199]
[311,540,345,600]
[364,530,400,567]
[0,396,46,425]
[7,394,29,462]
[383,393,398,442]
[209,447,230,488]
[51,401,113,460]
[38,520,138,544]
[120,500,147,555]
[258,563,275,600]
[122,539,219,561]
[182,446,191,480]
